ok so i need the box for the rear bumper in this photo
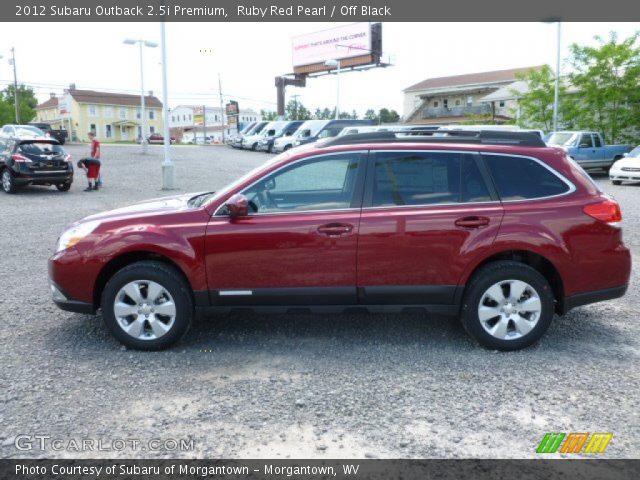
[562,284,628,314]
[13,171,73,186]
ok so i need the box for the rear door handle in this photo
[317,223,353,236]
[455,216,490,229]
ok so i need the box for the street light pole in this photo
[124,38,157,153]
[138,40,147,153]
[160,21,174,189]
[553,21,561,132]
[10,47,19,124]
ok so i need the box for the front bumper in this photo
[610,169,640,182]
[49,281,95,314]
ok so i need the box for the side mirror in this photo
[225,193,249,218]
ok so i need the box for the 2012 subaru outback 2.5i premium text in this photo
[49,131,631,351]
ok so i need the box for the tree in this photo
[0,84,38,125]
[568,32,640,143]
[260,109,279,121]
[285,99,311,120]
[514,65,559,131]
[364,109,378,122]
[378,108,400,124]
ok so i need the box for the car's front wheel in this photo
[1,169,18,194]
[612,180,622,185]
[461,261,555,351]
[56,182,72,192]
[101,261,193,350]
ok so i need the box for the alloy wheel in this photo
[477,279,542,341]
[113,280,176,340]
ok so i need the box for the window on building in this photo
[183,115,186,121]
[88,105,97,116]
[136,108,141,119]
[149,126,155,134]
[89,123,97,134]
[149,110,155,119]
[483,154,571,200]
[105,124,113,138]
[103,106,113,117]
[171,116,175,122]
[137,126,142,138]
[433,101,439,108]
[189,114,192,121]
[455,100,461,106]
[443,99,449,109]
[119,108,127,119]
[467,96,473,106]
[499,101,506,108]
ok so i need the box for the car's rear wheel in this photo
[461,261,555,351]
[1,169,16,194]
[612,180,622,185]
[56,182,72,192]
[101,261,193,350]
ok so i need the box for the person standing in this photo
[88,131,102,187]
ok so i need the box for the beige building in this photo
[403,66,544,125]
[35,86,164,142]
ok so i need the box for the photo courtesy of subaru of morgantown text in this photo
[0,0,639,475]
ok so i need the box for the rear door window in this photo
[483,154,572,200]
[371,152,490,207]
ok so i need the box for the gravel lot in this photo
[0,144,638,459]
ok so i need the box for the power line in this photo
[0,79,277,106]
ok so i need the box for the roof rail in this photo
[321,130,547,148]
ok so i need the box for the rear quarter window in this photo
[483,154,572,200]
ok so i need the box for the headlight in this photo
[56,221,101,252]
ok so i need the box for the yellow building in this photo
[35,87,164,142]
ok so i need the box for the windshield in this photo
[547,132,577,146]
[627,146,640,158]
[294,121,328,139]
[19,141,64,155]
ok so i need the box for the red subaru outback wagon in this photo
[49,131,631,351]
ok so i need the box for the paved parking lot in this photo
[0,144,638,458]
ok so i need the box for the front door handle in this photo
[317,223,353,236]
[455,216,490,229]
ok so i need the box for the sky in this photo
[0,22,638,117]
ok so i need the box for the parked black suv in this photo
[28,122,69,145]
[0,138,73,193]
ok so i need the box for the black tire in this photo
[1,169,17,194]
[460,261,555,351]
[612,180,622,186]
[101,261,193,350]
[283,145,291,151]
[56,182,72,192]
[251,143,258,151]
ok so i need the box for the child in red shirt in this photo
[77,158,101,191]
[88,132,102,187]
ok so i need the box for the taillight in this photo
[583,199,622,224]
[11,153,31,163]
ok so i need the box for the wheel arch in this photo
[457,250,565,315]
[93,251,195,310]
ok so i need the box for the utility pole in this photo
[10,47,19,124]
[218,73,225,143]
[291,94,300,120]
